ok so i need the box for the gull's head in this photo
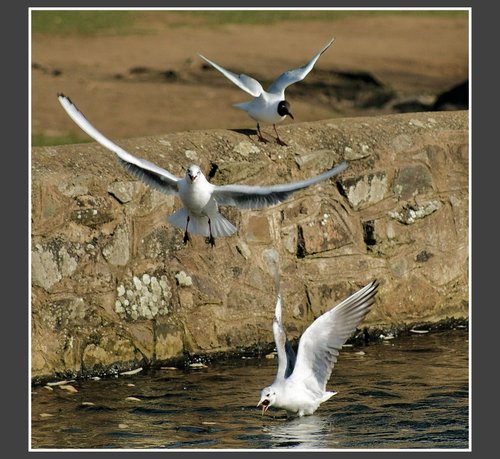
[277,100,294,120]
[257,386,277,415]
[186,165,202,183]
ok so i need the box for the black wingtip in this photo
[371,279,380,290]
[57,93,74,106]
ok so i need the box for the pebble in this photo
[161,366,178,371]
[189,362,207,369]
[355,351,366,356]
[46,380,75,386]
[265,352,277,359]
[120,367,143,376]
[118,423,128,429]
[127,383,136,387]
[125,397,141,402]
[380,333,395,340]
[43,385,54,391]
[81,402,95,406]
[40,413,54,418]
[410,329,429,334]
[60,384,78,393]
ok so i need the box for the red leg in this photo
[256,123,269,143]
[273,124,287,146]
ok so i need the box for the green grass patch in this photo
[31,10,136,35]
[166,9,468,26]
[31,9,468,36]
[32,133,91,147]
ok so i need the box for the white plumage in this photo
[199,37,335,145]
[258,280,379,416]
[58,94,347,246]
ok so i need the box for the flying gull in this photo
[58,94,347,246]
[199,37,335,145]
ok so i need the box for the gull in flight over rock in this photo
[199,37,335,146]
[257,279,379,417]
[58,94,347,247]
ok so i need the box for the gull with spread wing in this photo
[258,280,379,417]
[199,37,335,146]
[58,94,347,247]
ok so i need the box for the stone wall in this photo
[31,111,469,380]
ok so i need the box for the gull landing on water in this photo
[57,94,347,247]
[199,37,335,146]
[257,280,379,417]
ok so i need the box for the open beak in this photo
[257,399,270,415]
[189,174,196,182]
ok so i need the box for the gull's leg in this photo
[256,123,269,143]
[207,218,215,247]
[273,124,287,146]
[183,216,191,244]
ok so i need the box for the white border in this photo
[29,6,472,453]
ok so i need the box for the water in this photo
[31,329,469,450]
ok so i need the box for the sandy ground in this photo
[31,12,468,143]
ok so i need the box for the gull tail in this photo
[209,212,238,237]
[167,208,237,238]
[321,391,337,404]
[233,101,252,112]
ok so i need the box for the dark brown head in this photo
[277,100,294,120]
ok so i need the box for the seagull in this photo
[57,94,348,247]
[199,37,335,146]
[257,279,379,417]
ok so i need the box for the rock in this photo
[393,165,433,200]
[31,111,469,380]
[339,172,388,210]
[60,384,78,393]
[102,225,130,266]
[389,200,442,225]
[175,271,193,287]
[108,181,140,203]
[120,367,143,376]
[233,141,260,157]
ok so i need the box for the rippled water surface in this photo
[31,329,469,450]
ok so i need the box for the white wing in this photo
[289,280,379,392]
[57,94,181,195]
[273,293,296,382]
[199,54,263,97]
[212,160,347,209]
[267,37,335,96]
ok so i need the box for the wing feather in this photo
[199,54,263,97]
[212,160,347,209]
[267,38,335,95]
[289,280,379,392]
[273,293,296,381]
[57,94,180,195]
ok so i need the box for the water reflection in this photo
[31,329,469,450]
[263,414,333,449]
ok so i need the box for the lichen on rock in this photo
[115,273,171,321]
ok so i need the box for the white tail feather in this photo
[167,208,237,238]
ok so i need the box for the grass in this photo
[31,10,136,35]
[183,9,467,25]
[31,9,468,36]
[32,133,91,147]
